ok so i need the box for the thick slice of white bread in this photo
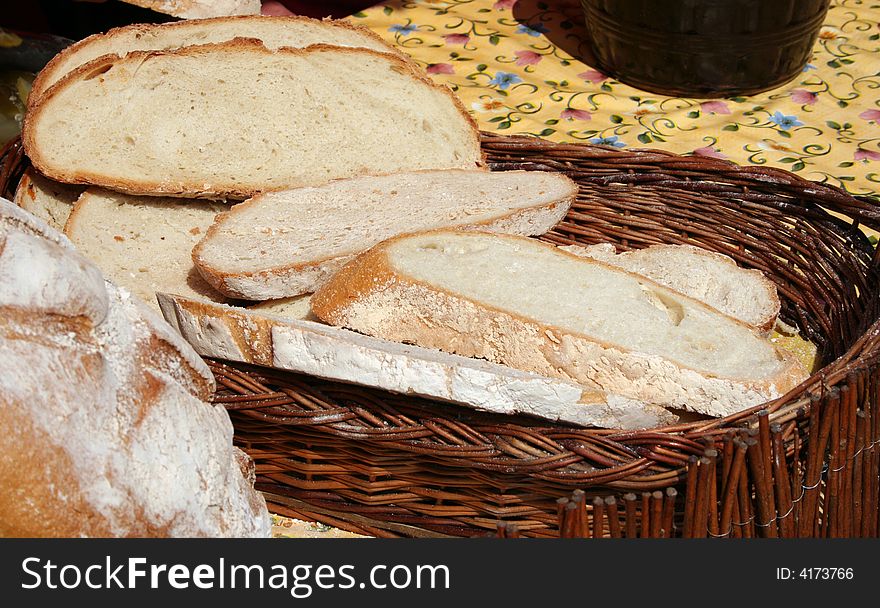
[193,169,577,299]
[562,243,780,333]
[311,230,809,417]
[157,293,679,429]
[13,168,85,232]
[30,15,402,103]
[64,188,229,310]
[23,41,484,199]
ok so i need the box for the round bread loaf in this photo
[0,198,270,537]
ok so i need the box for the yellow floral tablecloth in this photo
[352,0,880,199]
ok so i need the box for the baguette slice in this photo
[24,40,484,199]
[13,168,85,232]
[311,230,809,417]
[193,169,577,299]
[157,293,679,429]
[64,188,229,310]
[562,243,780,333]
[30,15,402,103]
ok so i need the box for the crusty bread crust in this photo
[157,292,679,429]
[191,169,575,299]
[311,231,809,418]
[23,39,484,198]
[29,15,407,106]
[1,197,270,537]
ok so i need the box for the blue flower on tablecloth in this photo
[516,23,550,37]
[489,71,522,90]
[802,63,817,72]
[388,23,418,35]
[589,136,625,148]
[769,111,804,130]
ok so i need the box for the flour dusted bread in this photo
[23,40,483,199]
[248,295,317,321]
[13,168,84,231]
[563,243,780,333]
[158,293,678,429]
[311,230,809,417]
[30,15,402,103]
[64,188,229,310]
[0,198,270,537]
[193,169,577,299]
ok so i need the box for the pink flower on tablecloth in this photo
[514,50,542,66]
[854,149,880,162]
[561,108,591,121]
[443,33,470,45]
[426,63,455,75]
[577,69,608,84]
[859,109,880,123]
[700,100,731,115]
[493,0,518,9]
[790,89,818,105]
[692,145,726,159]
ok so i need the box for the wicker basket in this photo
[3,134,879,539]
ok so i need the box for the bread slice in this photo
[243,243,779,333]
[30,15,402,103]
[157,293,679,429]
[193,169,577,299]
[13,168,85,232]
[120,0,261,20]
[64,188,229,310]
[248,295,317,321]
[562,243,780,333]
[311,230,809,417]
[23,40,484,199]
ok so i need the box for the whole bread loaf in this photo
[23,40,484,199]
[30,15,402,103]
[311,230,809,418]
[193,169,577,299]
[0,198,270,537]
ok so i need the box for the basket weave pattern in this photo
[3,134,879,538]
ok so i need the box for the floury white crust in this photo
[157,293,679,429]
[0,197,270,537]
[311,230,809,418]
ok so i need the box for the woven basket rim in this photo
[3,132,879,472]
[4,133,879,537]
